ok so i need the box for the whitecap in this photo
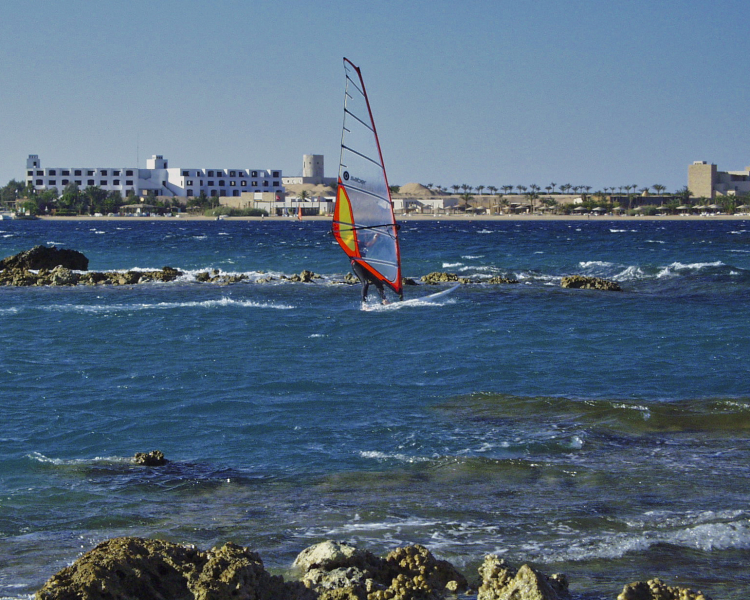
[26,452,132,466]
[443,262,463,268]
[359,450,433,463]
[37,298,295,314]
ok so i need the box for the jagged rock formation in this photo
[477,555,569,600]
[35,537,314,600]
[293,541,468,600]
[486,275,519,284]
[0,245,88,271]
[133,450,168,466]
[560,275,622,291]
[617,578,712,600]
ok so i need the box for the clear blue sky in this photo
[1,0,748,192]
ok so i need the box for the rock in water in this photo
[0,245,89,271]
[477,555,569,600]
[35,537,314,600]
[293,541,468,599]
[560,275,622,291]
[133,450,168,466]
[617,578,712,600]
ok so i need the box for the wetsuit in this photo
[351,260,387,303]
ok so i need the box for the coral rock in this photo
[617,578,711,600]
[560,275,622,291]
[477,555,568,600]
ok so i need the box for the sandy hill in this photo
[394,183,442,197]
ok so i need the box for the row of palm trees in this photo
[424,183,674,197]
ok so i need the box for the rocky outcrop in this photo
[617,578,712,600]
[421,272,472,285]
[0,265,184,287]
[35,537,314,600]
[560,275,622,291]
[293,541,468,600]
[133,450,168,466]
[486,276,519,284]
[0,245,89,271]
[477,555,569,600]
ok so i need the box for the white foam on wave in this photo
[442,262,463,268]
[362,297,456,312]
[657,260,724,279]
[614,265,646,282]
[27,451,132,466]
[541,512,750,563]
[478,229,493,234]
[580,260,615,269]
[359,450,434,463]
[36,297,295,314]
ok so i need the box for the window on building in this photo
[238,172,244,177]
[241,181,247,187]
[187,189,194,197]
[62,179,69,185]
[126,180,133,185]
[36,179,43,185]
[220,189,226,196]
[272,171,280,177]
[251,171,257,177]
[208,181,214,186]
[49,170,56,176]
[88,180,95,186]
[113,170,120,176]
[37,171,43,176]
[113,179,120,185]
[200,180,204,186]
[233,190,240,197]
[101,170,107,176]
[273,181,279,187]
[219,180,225,186]
[229,171,236,177]
[75,170,82,176]
[186,180,193,186]
[251,181,258,186]
[49,180,56,185]
[208,170,214,177]
[75,180,82,186]
[27,171,33,176]
[126,170,133,176]
[182,170,189,176]
[263,181,269,187]
[230,181,236,186]
[210,190,218,197]
[88,170,94,176]
[62,170,70,176]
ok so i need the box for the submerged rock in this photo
[560,275,622,291]
[486,275,519,284]
[617,578,712,600]
[35,537,314,600]
[477,555,569,600]
[133,450,168,466]
[0,245,89,271]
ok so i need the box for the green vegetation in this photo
[204,206,268,217]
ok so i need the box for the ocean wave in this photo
[548,516,750,562]
[359,450,434,463]
[442,262,463,268]
[27,451,133,466]
[656,261,725,279]
[27,298,296,314]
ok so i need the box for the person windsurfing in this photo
[351,259,389,304]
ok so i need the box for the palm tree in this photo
[451,184,460,195]
[653,184,666,196]
[487,185,498,196]
[560,184,571,195]
[502,185,513,195]
[476,185,485,196]
[550,182,557,194]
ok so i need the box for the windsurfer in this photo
[351,259,388,304]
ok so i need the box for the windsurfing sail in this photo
[333,58,403,298]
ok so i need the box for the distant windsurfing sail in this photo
[333,58,403,297]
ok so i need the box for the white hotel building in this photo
[25,154,284,200]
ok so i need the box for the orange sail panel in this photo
[332,58,402,296]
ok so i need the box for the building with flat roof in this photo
[688,161,750,199]
[25,154,284,199]
[282,154,337,186]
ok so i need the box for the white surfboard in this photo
[362,284,460,311]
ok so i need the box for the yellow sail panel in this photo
[333,184,358,255]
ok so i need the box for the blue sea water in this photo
[1,217,749,599]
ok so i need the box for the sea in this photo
[1,217,749,599]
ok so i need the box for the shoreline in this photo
[28,213,750,222]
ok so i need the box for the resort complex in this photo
[24,154,284,200]
[688,161,750,199]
